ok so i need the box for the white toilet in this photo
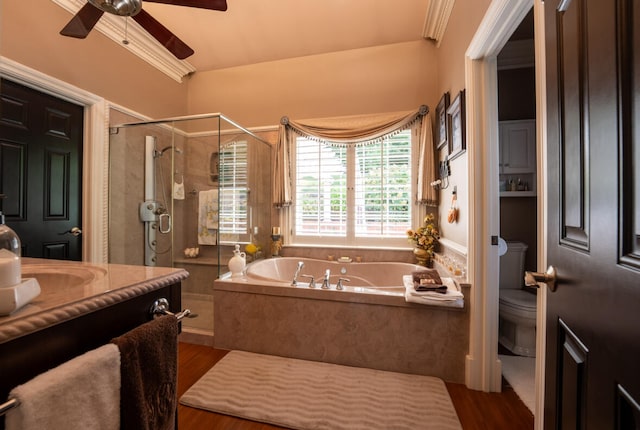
[498,241,537,357]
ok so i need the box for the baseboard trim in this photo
[179,328,214,347]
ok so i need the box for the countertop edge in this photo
[0,269,189,344]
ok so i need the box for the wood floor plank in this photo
[177,343,534,430]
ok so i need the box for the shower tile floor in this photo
[181,293,214,333]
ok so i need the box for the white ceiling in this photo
[138,0,431,72]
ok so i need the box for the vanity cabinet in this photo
[499,120,536,173]
[499,119,536,196]
[0,259,188,429]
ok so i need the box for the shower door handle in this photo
[158,213,171,234]
[524,266,557,292]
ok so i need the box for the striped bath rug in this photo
[180,350,462,430]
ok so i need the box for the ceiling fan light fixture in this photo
[88,0,142,16]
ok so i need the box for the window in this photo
[219,140,250,242]
[292,130,417,247]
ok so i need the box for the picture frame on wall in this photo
[447,89,466,161]
[436,92,450,150]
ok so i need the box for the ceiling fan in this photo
[60,0,227,60]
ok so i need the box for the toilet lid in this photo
[499,289,536,311]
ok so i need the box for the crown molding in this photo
[422,0,455,47]
[52,0,196,83]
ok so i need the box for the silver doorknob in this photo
[60,227,82,236]
[524,266,557,292]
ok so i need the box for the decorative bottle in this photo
[228,244,246,278]
[0,203,21,289]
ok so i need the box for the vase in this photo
[413,247,432,267]
[228,244,246,278]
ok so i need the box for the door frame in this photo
[0,56,109,263]
[464,0,547,427]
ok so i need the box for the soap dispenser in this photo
[0,194,22,288]
[0,194,41,316]
[228,244,246,278]
[0,198,21,289]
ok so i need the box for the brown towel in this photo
[111,315,178,430]
[412,268,442,285]
[414,284,448,293]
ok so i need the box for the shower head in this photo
[154,146,183,158]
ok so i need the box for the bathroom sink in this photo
[0,264,107,316]
[21,264,107,289]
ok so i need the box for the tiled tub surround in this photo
[214,262,470,383]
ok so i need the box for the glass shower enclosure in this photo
[108,113,272,337]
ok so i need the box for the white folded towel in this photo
[6,344,121,430]
[198,189,218,245]
[403,275,464,308]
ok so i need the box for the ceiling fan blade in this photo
[60,3,105,39]
[144,0,227,12]
[132,9,195,59]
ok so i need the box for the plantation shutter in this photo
[354,132,412,237]
[294,138,347,237]
[219,141,249,237]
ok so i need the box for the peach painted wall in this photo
[187,40,439,128]
[432,0,492,249]
[1,0,494,253]
[0,0,188,119]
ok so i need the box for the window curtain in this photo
[415,113,438,206]
[272,105,438,208]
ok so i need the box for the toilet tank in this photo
[499,241,528,289]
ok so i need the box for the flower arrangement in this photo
[244,243,261,261]
[407,213,440,265]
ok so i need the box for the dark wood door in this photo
[0,79,83,260]
[544,0,640,428]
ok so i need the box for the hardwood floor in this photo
[177,342,534,430]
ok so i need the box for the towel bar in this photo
[150,298,191,321]
[0,398,18,416]
[1,299,187,418]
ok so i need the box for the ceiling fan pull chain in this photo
[122,16,130,45]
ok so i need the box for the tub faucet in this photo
[291,261,305,286]
[321,269,331,289]
[336,278,350,291]
[301,274,316,288]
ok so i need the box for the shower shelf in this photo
[173,257,219,266]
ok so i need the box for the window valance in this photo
[273,105,438,208]
[280,105,429,147]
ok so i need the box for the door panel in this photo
[619,0,640,269]
[557,0,589,249]
[0,79,83,260]
[545,0,640,428]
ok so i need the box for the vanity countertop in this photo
[0,258,189,343]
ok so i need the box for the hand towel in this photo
[198,189,218,245]
[5,344,120,430]
[111,315,178,430]
[403,275,464,308]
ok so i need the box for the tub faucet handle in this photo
[301,274,316,288]
[336,278,350,290]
